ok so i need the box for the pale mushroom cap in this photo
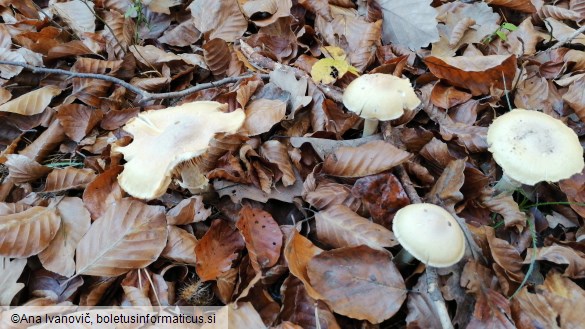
[487,109,584,185]
[342,73,421,121]
[392,203,465,268]
[112,101,245,200]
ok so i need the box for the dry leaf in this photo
[0,205,61,258]
[0,257,27,305]
[236,206,283,271]
[524,245,585,279]
[4,154,52,184]
[189,0,247,42]
[323,140,411,177]
[0,86,62,116]
[315,205,398,250]
[241,99,287,136]
[166,196,211,225]
[75,199,167,276]
[161,226,198,264]
[425,55,517,96]
[378,0,439,49]
[284,230,324,300]
[307,245,406,323]
[44,168,96,193]
[195,219,245,281]
[38,197,91,277]
[51,0,96,36]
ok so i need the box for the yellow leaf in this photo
[311,58,348,84]
[322,46,347,61]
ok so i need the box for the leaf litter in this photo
[0,0,584,327]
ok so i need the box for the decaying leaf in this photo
[0,257,27,305]
[378,0,439,49]
[307,245,406,323]
[315,205,398,250]
[195,219,245,281]
[236,206,283,271]
[0,86,62,116]
[323,140,411,177]
[75,199,167,277]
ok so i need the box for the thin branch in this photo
[0,60,267,103]
[550,24,585,50]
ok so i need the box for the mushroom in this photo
[487,109,584,192]
[342,73,421,136]
[392,203,465,268]
[111,101,245,200]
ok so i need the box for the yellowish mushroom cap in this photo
[112,101,245,200]
[392,203,465,268]
[342,73,421,121]
[487,109,584,185]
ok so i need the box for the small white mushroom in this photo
[392,203,465,268]
[487,109,584,192]
[342,73,420,136]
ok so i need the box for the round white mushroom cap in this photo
[342,73,421,121]
[392,203,465,268]
[487,109,584,185]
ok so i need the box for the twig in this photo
[0,60,267,103]
[550,24,585,50]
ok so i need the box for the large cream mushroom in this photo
[111,101,245,200]
[392,203,465,268]
[487,109,584,192]
[342,73,421,136]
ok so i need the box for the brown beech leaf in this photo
[82,165,124,221]
[4,154,52,184]
[377,0,439,50]
[0,257,27,305]
[0,86,62,116]
[485,0,536,13]
[161,226,198,264]
[563,76,585,122]
[524,245,585,279]
[485,227,524,282]
[260,140,296,186]
[0,49,25,79]
[236,206,283,271]
[468,288,515,329]
[351,173,410,224]
[47,40,95,60]
[51,0,96,35]
[166,196,211,225]
[38,197,91,277]
[481,192,526,229]
[284,229,324,300]
[559,169,585,218]
[243,0,292,27]
[56,104,104,142]
[431,82,472,109]
[280,275,341,329]
[66,58,121,107]
[241,99,287,136]
[424,55,517,96]
[306,181,361,211]
[513,271,585,329]
[75,198,167,277]
[158,19,201,47]
[189,0,247,42]
[426,159,465,212]
[203,38,231,78]
[102,10,134,59]
[44,167,96,193]
[315,205,398,250]
[195,219,245,281]
[290,134,382,160]
[0,205,61,258]
[406,272,444,329]
[323,140,411,177]
[307,245,406,323]
[538,5,582,22]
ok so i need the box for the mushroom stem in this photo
[494,173,521,193]
[427,267,455,329]
[362,118,379,136]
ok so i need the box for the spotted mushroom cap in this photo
[487,109,584,185]
[342,73,421,121]
[392,203,465,268]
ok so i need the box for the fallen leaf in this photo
[524,245,585,279]
[323,140,411,177]
[307,245,406,323]
[0,205,61,258]
[378,0,439,49]
[195,219,245,281]
[189,0,247,42]
[241,99,287,136]
[166,196,211,225]
[44,167,96,193]
[315,205,398,250]
[0,86,62,116]
[38,197,91,277]
[424,55,517,96]
[284,229,323,300]
[236,206,283,271]
[0,257,27,305]
[4,154,52,184]
[75,198,167,276]
[161,226,198,264]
